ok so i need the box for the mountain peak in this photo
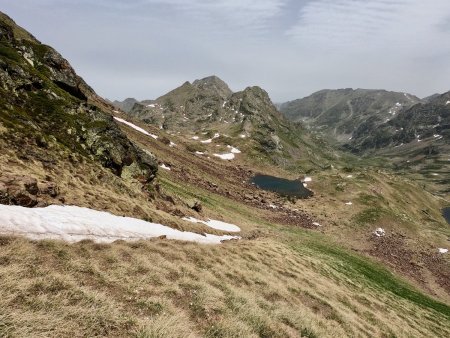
[192,75,232,97]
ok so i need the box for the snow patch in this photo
[147,104,156,108]
[23,54,34,66]
[227,145,241,153]
[113,117,158,139]
[160,164,171,171]
[312,222,321,227]
[192,136,199,140]
[446,101,450,105]
[182,217,241,232]
[268,204,278,209]
[201,139,212,144]
[169,141,176,147]
[345,202,353,205]
[213,153,235,160]
[374,228,385,237]
[303,177,312,182]
[438,248,448,254]
[0,205,239,244]
[346,175,353,178]
[195,151,205,155]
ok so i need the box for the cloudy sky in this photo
[2,0,450,102]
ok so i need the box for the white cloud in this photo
[2,0,449,101]
[287,0,450,53]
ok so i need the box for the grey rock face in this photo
[0,11,158,183]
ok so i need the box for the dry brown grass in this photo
[1,116,450,337]
[0,234,449,337]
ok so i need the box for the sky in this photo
[1,0,450,102]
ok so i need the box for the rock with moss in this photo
[0,11,158,184]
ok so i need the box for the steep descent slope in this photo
[0,12,157,207]
[280,88,421,142]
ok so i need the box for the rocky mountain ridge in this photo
[120,75,335,169]
[280,88,421,142]
[0,12,158,206]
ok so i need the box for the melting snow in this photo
[169,141,176,147]
[147,104,156,108]
[374,228,386,237]
[182,217,241,232]
[192,136,199,140]
[195,151,205,155]
[113,117,158,139]
[201,139,213,144]
[0,205,239,244]
[160,164,171,171]
[227,145,241,153]
[303,177,312,182]
[213,153,235,160]
[438,248,448,254]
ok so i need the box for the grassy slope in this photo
[2,110,449,337]
[1,191,449,338]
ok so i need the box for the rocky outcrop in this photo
[0,175,60,207]
[0,11,158,184]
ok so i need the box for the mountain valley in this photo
[0,11,449,338]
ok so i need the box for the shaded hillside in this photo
[280,88,420,142]
[0,12,157,207]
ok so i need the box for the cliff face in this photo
[0,12,158,186]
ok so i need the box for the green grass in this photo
[353,207,385,224]
[0,41,20,62]
[288,232,450,318]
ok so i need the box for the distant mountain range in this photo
[279,88,421,142]
[279,88,450,192]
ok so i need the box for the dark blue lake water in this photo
[443,207,450,225]
[251,174,313,198]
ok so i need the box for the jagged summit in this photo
[192,75,233,96]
